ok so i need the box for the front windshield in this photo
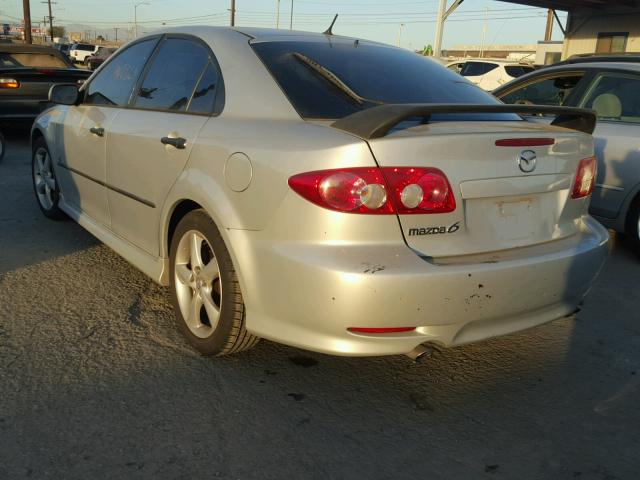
[251,39,509,120]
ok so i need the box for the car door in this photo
[105,35,222,255]
[56,37,158,226]
[575,71,640,219]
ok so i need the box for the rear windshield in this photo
[460,62,499,77]
[0,52,68,68]
[251,40,510,120]
[504,65,535,78]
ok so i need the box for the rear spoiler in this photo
[331,104,597,140]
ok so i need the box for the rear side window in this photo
[579,72,640,123]
[460,62,499,76]
[0,52,67,68]
[133,38,211,112]
[252,40,507,120]
[75,44,95,51]
[504,65,534,78]
[188,62,222,114]
[499,73,584,106]
[84,38,157,107]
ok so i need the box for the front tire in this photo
[32,137,66,220]
[169,209,259,356]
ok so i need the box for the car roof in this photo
[143,25,388,49]
[536,61,640,73]
[493,61,640,94]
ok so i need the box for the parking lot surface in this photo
[1,131,639,479]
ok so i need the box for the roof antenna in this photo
[323,14,338,35]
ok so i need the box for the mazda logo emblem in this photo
[518,150,537,173]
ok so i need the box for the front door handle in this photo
[161,136,186,149]
[89,126,104,137]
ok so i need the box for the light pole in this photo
[289,0,293,30]
[397,23,405,47]
[276,0,280,29]
[134,1,149,39]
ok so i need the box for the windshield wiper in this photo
[292,52,385,106]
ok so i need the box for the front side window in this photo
[133,38,210,112]
[499,73,584,106]
[579,72,640,123]
[84,38,157,107]
[460,62,499,77]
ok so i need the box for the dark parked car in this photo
[0,44,91,126]
[53,43,71,59]
[87,46,117,70]
[494,59,640,251]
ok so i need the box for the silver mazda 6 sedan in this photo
[31,26,609,358]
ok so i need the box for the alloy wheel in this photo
[174,230,222,339]
[33,147,56,210]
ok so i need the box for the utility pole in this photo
[289,0,293,30]
[23,0,33,44]
[433,0,446,57]
[230,0,235,26]
[434,0,464,58]
[41,0,56,42]
[276,0,280,29]
[544,9,554,41]
[397,23,405,47]
[479,6,488,58]
[114,27,119,42]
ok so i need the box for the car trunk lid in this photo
[367,120,594,258]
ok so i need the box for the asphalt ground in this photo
[1,129,639,479]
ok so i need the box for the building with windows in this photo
[498,0,640,59]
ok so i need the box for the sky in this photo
[0,0,567,47]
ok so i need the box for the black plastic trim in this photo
[331,103,597,139]
[57,162,155,208]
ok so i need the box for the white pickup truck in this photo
[68,43,98,64]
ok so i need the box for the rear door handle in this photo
[161,136,186,149]
[89,126,104,137]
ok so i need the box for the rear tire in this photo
[32,137,66,220]
[626,198,640,255]
[169,209,259,356]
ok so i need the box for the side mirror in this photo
[48,84,79,105]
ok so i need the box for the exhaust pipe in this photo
[405,344,432,362]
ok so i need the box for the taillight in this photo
[289,167,456,214]
[382,167,456,214]
[288,168,394,214]
[571,156,597,199]
[0,78,19,89]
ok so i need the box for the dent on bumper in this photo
[229,216,609,357]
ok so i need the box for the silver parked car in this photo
[32,27,608,358]
[494,59,640,251]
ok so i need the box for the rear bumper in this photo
[230,216,609,357]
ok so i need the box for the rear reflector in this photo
[495,138,555,147]
[0,78,19,89]
[571,156,597,199]
[348,327,416,334]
